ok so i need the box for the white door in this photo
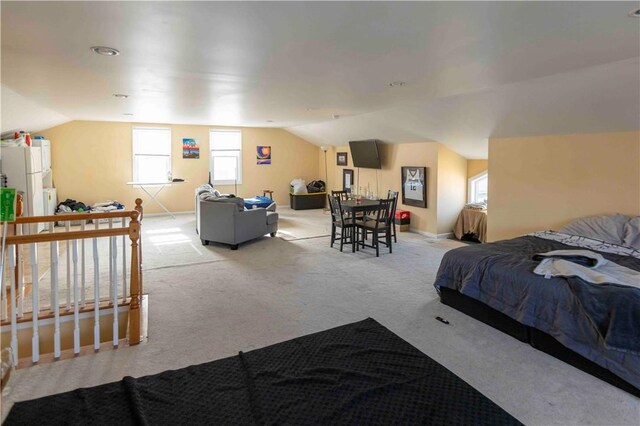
[41,141,52,172]
[26,147,43,174]
[29,172,45,233]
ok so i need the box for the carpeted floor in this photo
[2,211,639,424]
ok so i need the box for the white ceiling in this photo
[2,1,639,157]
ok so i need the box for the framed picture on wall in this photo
[182,138,200,159]
[257,146,271,165]
[337,152,348,166]
[401,166,427,208]
[343,169,354,193]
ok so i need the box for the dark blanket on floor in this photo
[5,318,521,426]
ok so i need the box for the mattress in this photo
[434,235,640,389]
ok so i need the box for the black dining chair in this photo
[387,190,399,243]
[331,190,350,201]
[328,195,357,252]
[357,198,394,257]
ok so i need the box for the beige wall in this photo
[487,131,640,241]
[437,145,468,234]
[39,121,320,213]
[322,142,467,236]
[467,159,488,179]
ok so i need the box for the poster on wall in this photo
[257,146,271,164]
[182,138,200,159]
[343,169,354,193]
[337,152,348,166]
[401,166,427,208]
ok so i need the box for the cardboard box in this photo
[395,224,410,232]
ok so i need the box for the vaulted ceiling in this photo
[2,1,639,158]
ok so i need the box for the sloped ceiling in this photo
[1,85,70,136]
[1,1,639,157]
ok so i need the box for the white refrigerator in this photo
[1,146,45,233]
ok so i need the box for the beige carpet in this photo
[2,212,638,425]
[275,207,332,241]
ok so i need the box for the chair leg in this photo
[393,223,397,243]
[339,228,344,252]
[387,230,392,253]
[330,224,336,248]
[374,229,379,257]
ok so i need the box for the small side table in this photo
[262,190,274,200]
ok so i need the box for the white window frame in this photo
[132,127,172,183]
[468,171,488,204]
[209,129,243,185]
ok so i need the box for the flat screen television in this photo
[349,140,381,169]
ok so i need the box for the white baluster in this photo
[9,245,18,364]
[1,224,7,321]
[65,221,71,310]
[30,243,40,363]
[122,219,127,303]
[16,225,24,317]
[93,221,100,351]
[81,221,86,308]
[49,225,54,309]
[108,218,113,304]
[72,239,80,354]
[52,240,61,358]
[112,233,118,347]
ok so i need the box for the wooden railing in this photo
[0,199,144,368]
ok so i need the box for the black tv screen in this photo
[349,140,381,169]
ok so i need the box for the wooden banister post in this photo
[128,210,141,345]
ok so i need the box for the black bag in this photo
[306,180,326,193]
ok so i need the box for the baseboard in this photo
[411,230,454,239]
[142,211,195,218]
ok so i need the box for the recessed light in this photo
[266,120,274,123]
[113,94,129,99]
[123,113,134,116]
[91,46,120,56]
[389,81,406,87]
[629,8,640,17]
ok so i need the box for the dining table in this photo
[339,198,383,253]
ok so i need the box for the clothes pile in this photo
[56,199,90,213]
[55,199,126,225]
[92,200,125,212]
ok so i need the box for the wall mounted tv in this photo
[349,139,382,169]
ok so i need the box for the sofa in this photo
[196,187,278,249]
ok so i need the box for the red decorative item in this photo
[394,210,410,225]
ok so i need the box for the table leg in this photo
[139,185,175,219]
[352,211,357,253]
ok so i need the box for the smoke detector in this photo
[91,46,120,56]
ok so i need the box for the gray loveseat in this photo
[197,190,278,250]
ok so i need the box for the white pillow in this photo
[623,217,640,249]
[559,214,629,245]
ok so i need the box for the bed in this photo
[434,224,640,397]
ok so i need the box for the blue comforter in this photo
[434,236,640,389]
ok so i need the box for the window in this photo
[132,127,171,183]
[468,171,488,204]
[210,130,242,185]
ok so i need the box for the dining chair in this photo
[357,198,394,257]
[327,195,357,252]
[331,190,350,201]
[387,190,399,243]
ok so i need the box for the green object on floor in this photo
[0,188,16,222]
